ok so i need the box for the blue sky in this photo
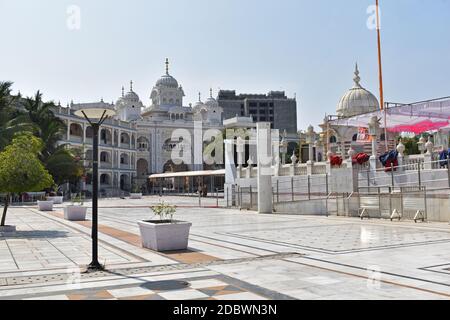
[0,0,449,130]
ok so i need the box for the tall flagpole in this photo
[376,0,388,151]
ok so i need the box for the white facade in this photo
[320,64,395,157]
[57,59,224,192]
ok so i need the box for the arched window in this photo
[120,153,129,165]
[100,174,111,185]
[329,136,337,144]
[69,123,83,138]
[352,134,358,142]
[100,152,110,163]
[86,126,93,139]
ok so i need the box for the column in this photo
[224,139,236,203]
[290,155,297,176]
[256,123,273,214]
[424,138,433,170]
[396,140,405,172]
[368,116,379,173]
[306,125,316,164]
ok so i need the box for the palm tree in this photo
[17,91,83,188]
[0,82,20,150]
[18,91,66,158]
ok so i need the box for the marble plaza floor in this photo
[0,196,450,300]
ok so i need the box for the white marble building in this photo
[56,59,224,193]
[319,64,395,158]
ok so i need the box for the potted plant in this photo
[46,184,64,204]
[64,193,87,221]
[130,184,143,199]
[138,201,192,252]
[37,199,54,211]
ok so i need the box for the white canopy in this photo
[328,97,450,133]
[149,169,225,179]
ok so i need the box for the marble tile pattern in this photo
[1,196,450,300]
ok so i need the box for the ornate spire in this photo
[130,80,133,92]
[121,86,125,97]
[198,92,202,102]
[165,58,169,75]
[210,88,213,98]
[353,63,361,87]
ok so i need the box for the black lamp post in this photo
[74,104,116,271]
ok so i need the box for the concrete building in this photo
[217,90,298,135]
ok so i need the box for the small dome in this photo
[124,91,140,101]
[118,81,140,103]
[337,64,379,117]
[204,88,218,107]
[193,92,205,111]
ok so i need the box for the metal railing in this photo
[356,185,428,222]
[357,158,450,191]
[272,174,330,204]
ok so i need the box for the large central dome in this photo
[156,74,179,88]
[155,58,179,88]
[337,64,379,117]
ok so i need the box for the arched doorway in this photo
[137,159,149,178]
[120,174,130,191]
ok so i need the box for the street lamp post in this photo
[74,104,116,271]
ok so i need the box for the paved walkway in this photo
[1,196,450,300]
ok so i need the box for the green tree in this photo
[18,91,65,158]
[402,137,420,155]
[0,82,29,150]
[17,91,83,187]
[46,146,84,186]
[0,133,54,226]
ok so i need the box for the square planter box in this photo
[37,201,54,211]
[130,193,143,199]
[47,196,63,204]
[138,220,192,252]
[64,206,87,221]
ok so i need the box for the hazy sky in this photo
[1,0,449,130]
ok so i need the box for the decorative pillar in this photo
[246,159,253,179]
[256,123,273,214]
[236,137,244,170]
[424,138,433,170]
[347,147,356,168]
[280,130,288,165]
[224,139,237,202]
[368,116,379,172]
[396,139,405,172]
[326,151,333,174]
[314,139,323,162]
[67,121,71,141]
[290,155,297,176]
[418,136,426,155]
[306,125,316,164]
